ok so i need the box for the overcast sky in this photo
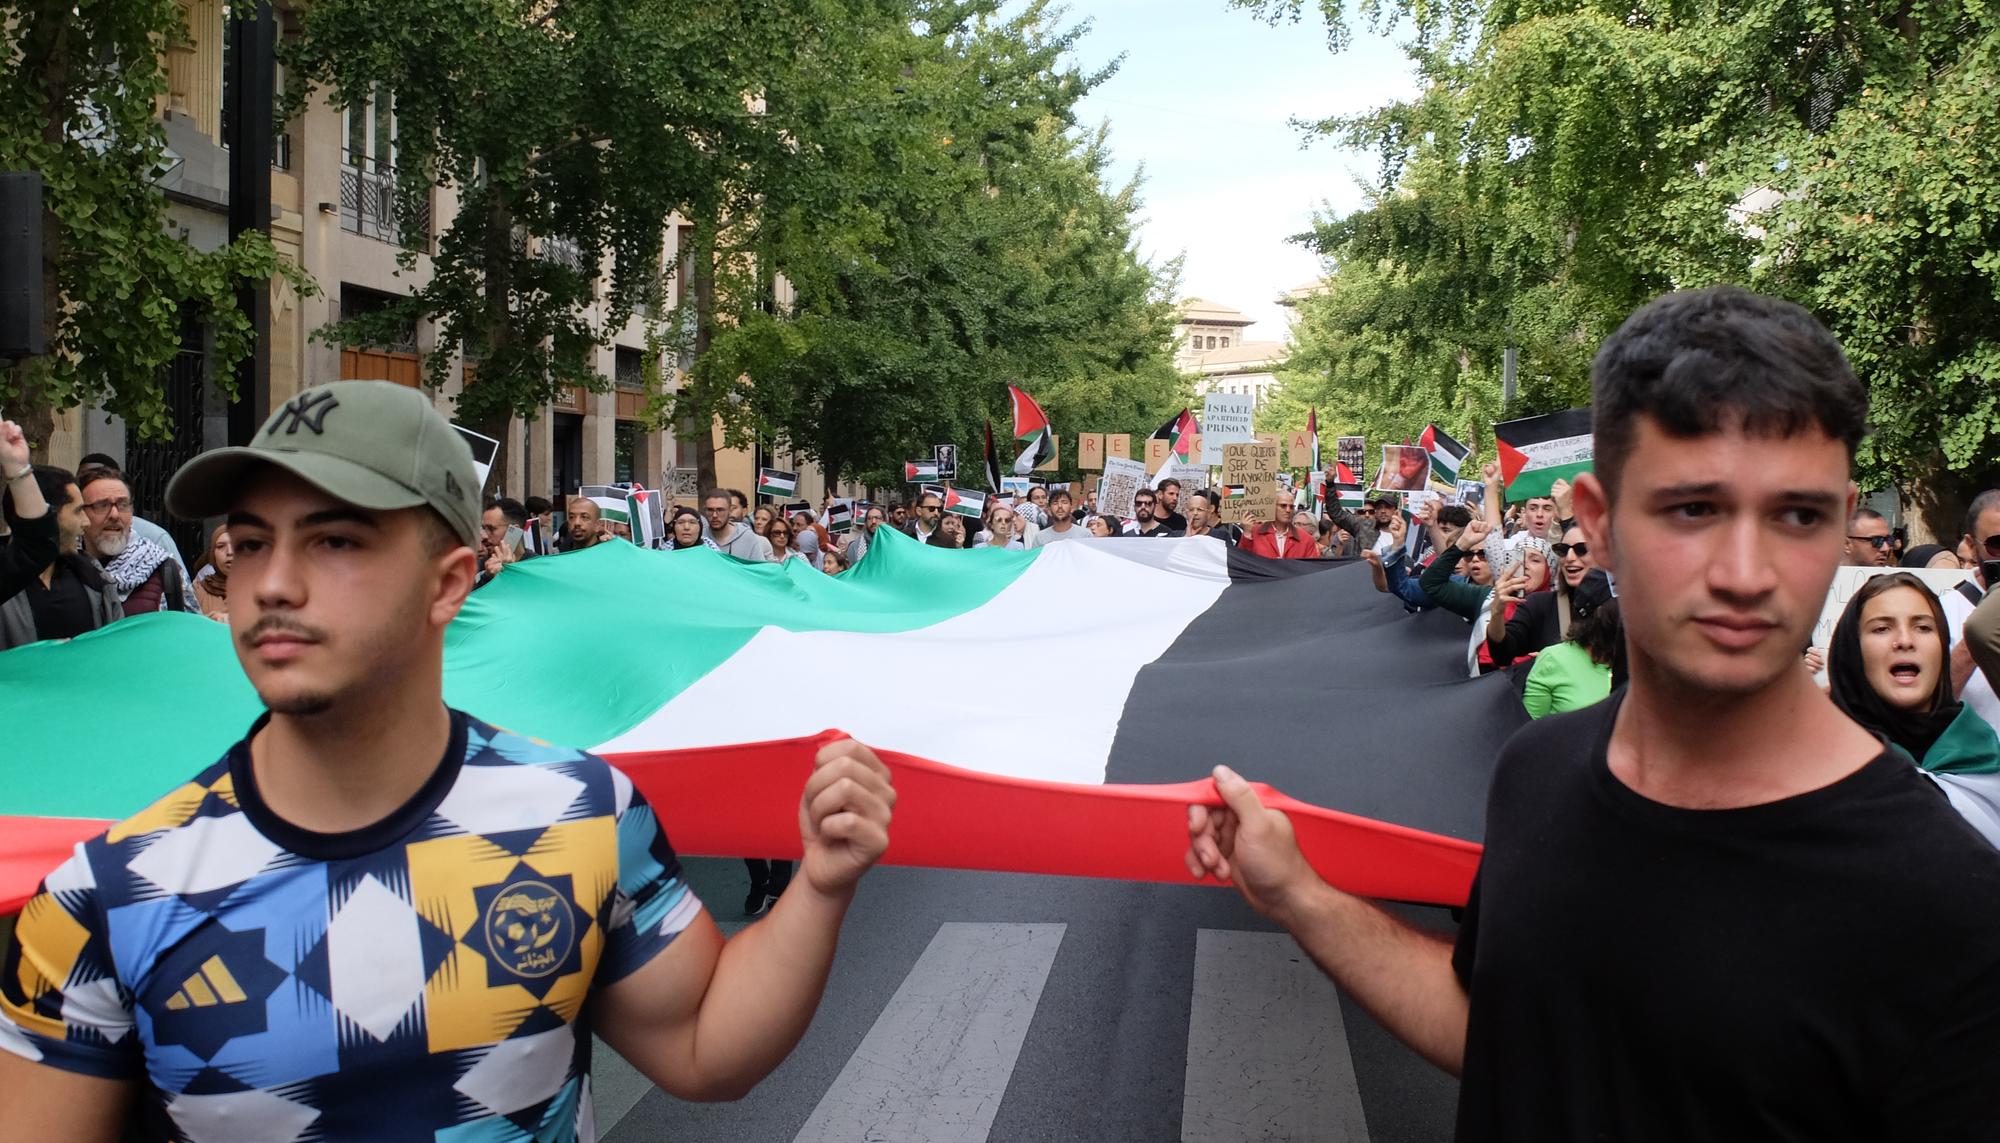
[1068,1,1419,342]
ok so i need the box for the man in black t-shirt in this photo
[1185,286,2000,1141]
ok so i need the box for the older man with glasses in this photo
[75,464,195,617]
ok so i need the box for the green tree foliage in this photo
[1,0,301,451]
[1238,0,2000,531]
[683,1,1187,489]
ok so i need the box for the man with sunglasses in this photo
[1843,507,1894,566]
[1126,490,1175,537]
[1943,488,2000,731]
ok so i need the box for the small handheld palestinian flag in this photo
[826,499,856,533]
[523,517,552,556]
[1149,407,1197,490]
[904,459,940,483]
[942,486,986,518]
[1007,384,1055,476]
[1419,424,1471,486]
[757,467,798,499]
[625,487,664,548]
[588,496,631,527]
[1494,407,1593,502]
[1330,478,1366,510]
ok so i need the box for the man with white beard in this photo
[76,465,195,617]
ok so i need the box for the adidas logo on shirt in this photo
[164,955,249,1010]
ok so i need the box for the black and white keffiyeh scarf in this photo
[102,534,173,604]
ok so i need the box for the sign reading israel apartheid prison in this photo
[1201,394,1255,463]
[1098,456,1149,519]
[1221,440,1280,521]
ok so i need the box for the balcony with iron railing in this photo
[339,151,432,250]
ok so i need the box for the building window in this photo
[1221,337,1230,348]
[338,284,421,386]
[339,86,431,249]
[613,420,641,485]
[614,346,646,391]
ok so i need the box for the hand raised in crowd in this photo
[1362,548,1382,569]
[797,738,896,898]
[1481,459,1501,484]
[1385,511,1408,543]
[0,419,31,474]
[1413,497,1437,526]
[1494,566,1529,606]
[1186,765,1317,919]
[1549,477,1574,520]
[1239,510,1262,534]
[1457,518,1493,550]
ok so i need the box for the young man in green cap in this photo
[0,380,897,1141]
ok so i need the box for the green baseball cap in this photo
[166,380,481,548]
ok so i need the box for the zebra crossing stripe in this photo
[793,922,1067,1142]
[1182,929,1371,1142]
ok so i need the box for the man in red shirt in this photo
[1236,491,1318,559]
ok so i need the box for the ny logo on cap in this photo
[268,391,340,436]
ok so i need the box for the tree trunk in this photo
[688,217,718,490]
[463,184,518,489]
[14,0,76,461]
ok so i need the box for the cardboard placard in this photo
[1106,433,1132,460]
[1287,430,1315,468]
[1098,456,1149,519]
[1255,431,1281,449]
[1035,434,1060,472]
[1201,394,1256,463]
[1187,432,1203,463]
[1144,437,1171,474]
[1221,441,1280,522]
[1078,432,1106,470]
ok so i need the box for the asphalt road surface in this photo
[598,858,1461,1142]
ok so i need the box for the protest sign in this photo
[1810,566,1975,656]
[826,499,855,532]
[1078,432,1106,470]
[1144,437,1171,474]
[1402,489,1441,522]
[1106,433,1132,460]
[1001,475,1031,496]
[1098,456,1148,519]
[1170,462,1209,491]
[1287,430,1315,468]
[933,444,958,481]
[1454,479,1486,507]
[1220,440,1280,521]
[1495,407,1593,501]
[1201,393,1255,463]
[1256,431,1281,449]
[1374,445,1432,492]
[1336,436,1366,476]
[452,425,500,493]
[1187,432,1203,464]
[1036,434,1061,472]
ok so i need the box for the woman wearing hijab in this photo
[1487,525,1595,666]
[1827,572,2000,845]
[1521,571,1619,717]
[667,507,715,551]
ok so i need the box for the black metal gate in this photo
[125,319,208,562]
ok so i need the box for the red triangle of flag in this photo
[1495,439,1529,489]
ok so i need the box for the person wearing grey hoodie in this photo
[700,488,773,561]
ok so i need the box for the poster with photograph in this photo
[1098,457,1149,519]
[1374,444,1432,492]
[1335,436,1366,475]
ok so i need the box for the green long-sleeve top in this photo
[1419,545,1493,621]
[1522,641,1614,718]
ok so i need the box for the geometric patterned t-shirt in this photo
[0,710,703,1142]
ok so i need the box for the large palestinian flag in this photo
[1494,407,1593,502]
[0,533,1528,914]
